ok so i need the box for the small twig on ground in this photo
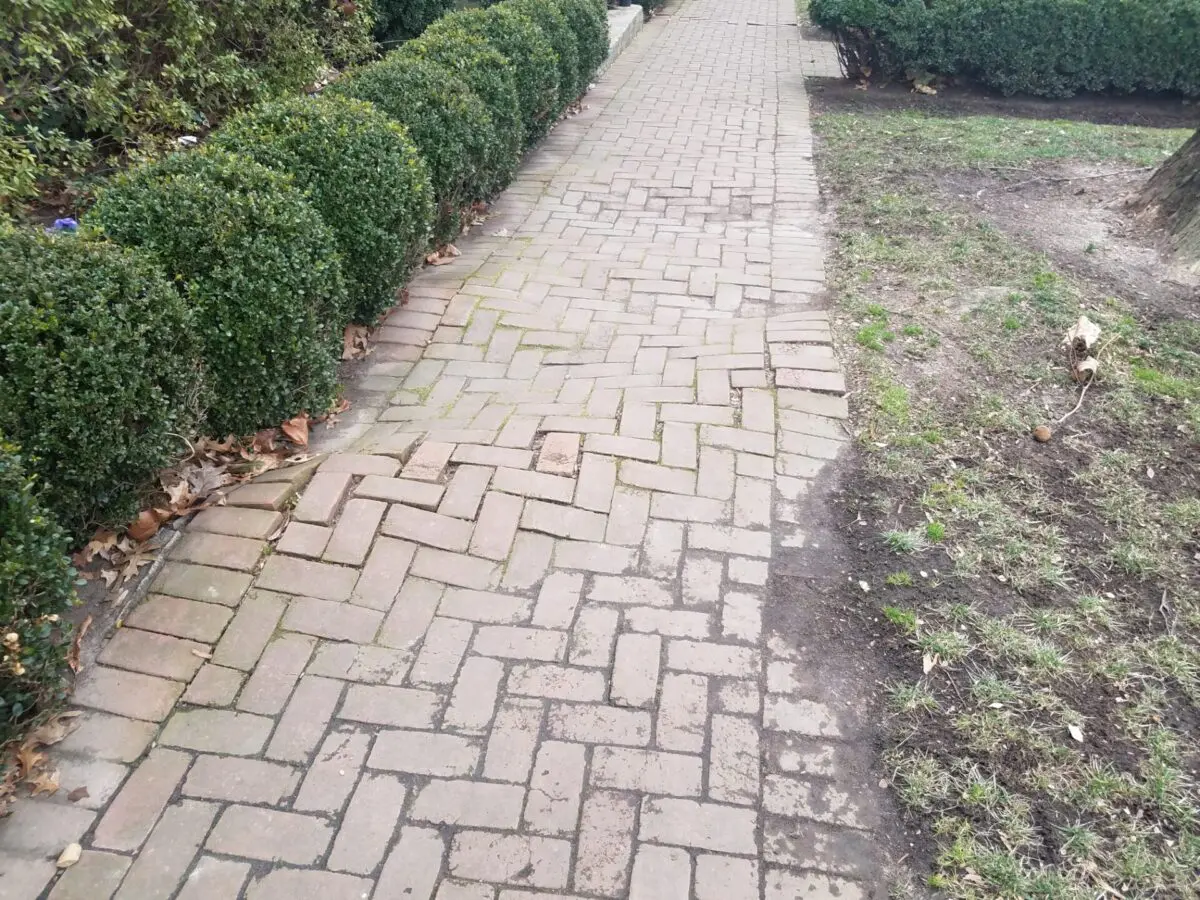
[1004,166,1153,193]
[1056,378,1092,424]
[1157,589,1177,636]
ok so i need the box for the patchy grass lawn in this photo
[814,108,1200,898]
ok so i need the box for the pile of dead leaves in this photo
[73,413,333,592]
[0,712,83,817]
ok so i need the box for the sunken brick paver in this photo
[1,4,891,898]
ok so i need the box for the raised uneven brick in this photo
[212,589,285,670]
[521,499,607,541]
[340,684,439,728]
[152,562,251,606]
[182,664,244,707]
[439,464,494,518]
[266,676,344,763]
[293,729,371,814]
[244,870,373,900]
[292,470,353,524]
[324,498,386,565]
[449,831,572,889]
[56,711,158,764]
[500,530,554,590]
[548,703,651,747]
[384,503,475,552]
[282,596,382,643]
[177,858,251,900]
[524,740,587,835]
[611,633,661,708]
[174,531,263,571]
[190,506,284,540]
[574,791,638,896]
[413,779,525,829]
[403,440,456,481]
[48,850,130,900]
[639,797,758,855]
[445,656,505,731]
[412,546,499,589]
[236,633,315,715]
[369,730,482,776]
[532,571,584,628]
[126,595,232,646]
[620,460,696,495]
[630,844,691,900]
[537,432,581,475]
[73,666,184,722]
[257,555,358,601]
[352,536,416,610]
[378,577,443,650]
[468,490,523,560]
[574,453,617,512]
[206,806,332,865]
[184,755,298,806]
[410,615,473,684]
[93,748,191,851]
[98,627,207,681]
[322,452,401,476]
[439,587,531,624]
[453,444,534,469]
[276,522,330,558]
[223,480,296,511]
[356,475,446,508]
[328,773,408,875]
[114,800,217,900]
[375,827,446,900]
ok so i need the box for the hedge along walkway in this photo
[1,1,897,897]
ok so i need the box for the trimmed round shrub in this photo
[556,0,609,86]
[329,55,498,245]
[426,6,560,147]
[1,438,76,746]
[0,229,201,537]
[375,0,456,43]
[508,0,583,110]
[212,94,434,325]
[92,150,346,437]
[401,28,524,193]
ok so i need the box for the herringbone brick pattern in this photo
[1,3,887,898]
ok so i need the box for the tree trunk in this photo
[1131,128,1200,270]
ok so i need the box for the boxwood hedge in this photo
[330,55,499,245]
[92,150,345,436]
[212,94,434,325]
[509,0,583,111]
[555,0,610,88]
[400,28,524,194]
[810,0,1200,98]
[0,229,200,537]
[426,5,560,147]
[0,438,76,746]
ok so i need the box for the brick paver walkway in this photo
[2,2,890,898]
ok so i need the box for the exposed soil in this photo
[809,64,1200,893]
[808,76,1200,130]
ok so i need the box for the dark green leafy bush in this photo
[92,150,345,436]
[1,0,377,209]
[0,439,76,746]
[401,28,524,193]
[554,0,609,87]
[508,0,583,110]
[212,94,434,324]
[426,5,560,146]
[0,229,200,536]
[330,55,497,245]
[374,0,455,43]
[809,0,1200,98]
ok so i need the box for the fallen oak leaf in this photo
[26,712,80,748]
[67,786,89,803]
[29,768,59,796]
[68,615,92,673]
[127,508,169,543]
[281,414,310,447]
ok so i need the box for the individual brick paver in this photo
[15,5,894,899]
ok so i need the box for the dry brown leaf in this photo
[68,614,92,673]
[67,786,90,803]
[163,478,193,513]
[26,712,80,748]
[16,744,45,775]
[343,324,371,360]
[29,768,59,796]
[118,549,156,585]
[281,414,310,447]
[186,461,232,497]
[100,568,119,589]
[251,429,278,453]
[1068,723,1084,743]
[127,508,165,543]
